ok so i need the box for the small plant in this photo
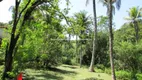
[7,71,16,79]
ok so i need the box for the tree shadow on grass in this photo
[82,77,104,80]
[47,67,77,75]
[23,72,63,80]
[23,67,77,80]
[61,65,78,69]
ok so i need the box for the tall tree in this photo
[2,0,54,79]
[99,0,121,80]
[72,11,92,67]
[86,0,97,72]
[124,6,142,42]
[108,0,116,79]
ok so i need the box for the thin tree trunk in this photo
[76,35,78,63]
[89,0,97,72]
[108,0,116,80]
[0,38,2,47]
[133,21,139,42]
[80,44,82,68]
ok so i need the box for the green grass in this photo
[22,64,111,80]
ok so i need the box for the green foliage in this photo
[1,0,142,79]
[114,40,142,72]
[116,70,131,80]
[104,68,111,74]
[114,16,142,80]
[136,73,142,80]
[6,72,16,79]
[0,65,4,78]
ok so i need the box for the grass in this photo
[22,64,111,80]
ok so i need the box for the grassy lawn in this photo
[23,65,111,80]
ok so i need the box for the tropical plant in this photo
[99,0,121,80]
[86,0,98,72]
[124,6,142,42]
[67,11,92,67]
[2,0,65,79]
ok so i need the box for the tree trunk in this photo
[76,35,78,63]
[80,44,82,68]
[108,0,116,80]
[0,38,2,47]
[2,0,46,79]
[89,0,97,72]
[133,21,139,42]
[3,49,14,79]
[2,35,19,79]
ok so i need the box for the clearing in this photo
[23,64,111,80]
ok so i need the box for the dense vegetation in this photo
[0,0,142,80]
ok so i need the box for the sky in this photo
[0,0,142,29]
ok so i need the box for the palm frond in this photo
[86,0,89,6]
[136,7,142,18]
[98,0,108,7]
[124,17,133,21]
[115,0,121,10]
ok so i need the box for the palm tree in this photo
[99,0,121,15]
[86,0,97,72]
[108,0,116,80]
[99,0,121,80]
[74,11,92,68]
[124,6,142,42]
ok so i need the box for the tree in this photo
[108,0,121,80]
[114,22,142,79]
[2,0,55,79]
[99,0,121,80]
[124,6,142,42]
[108,0,116,80]
[86,0,98,72]
[73,11,92,68]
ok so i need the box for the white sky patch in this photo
[0,0,141,30]
[0,0,14,23]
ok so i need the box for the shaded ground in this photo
[23,65,111,80]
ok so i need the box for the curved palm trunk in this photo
[108,0,116,80]
[89,0,97,72]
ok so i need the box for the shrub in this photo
[116,70,131,80]
[104,68,111,74]
[136,73,142,80]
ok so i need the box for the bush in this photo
[62,57,72,65]
[95,64,105,73]
[136,73,142,80]
[104,68,111,74]
[71,58,77,65]
[116,70,131,80]
[0,65,4,78]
